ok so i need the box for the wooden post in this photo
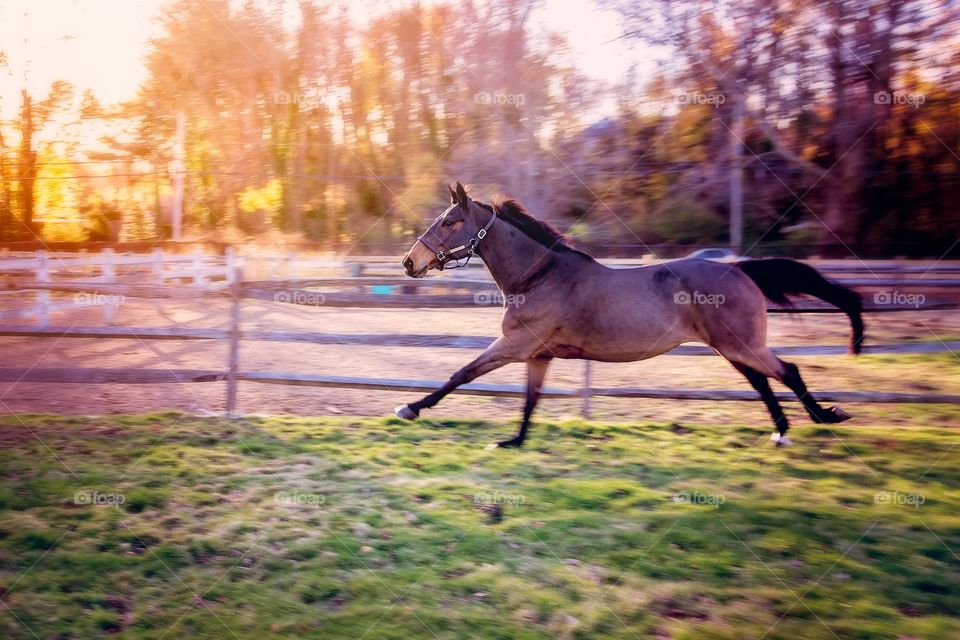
[35,250,49,327]
[101,248,116,323]
[226,265,242,417]
[581,360,592,420]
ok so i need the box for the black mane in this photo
[479,198,584,255]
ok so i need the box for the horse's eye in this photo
[442,219,455,227]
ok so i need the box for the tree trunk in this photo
[0,125,12,239]
[17,90,37,237]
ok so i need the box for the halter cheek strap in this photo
[417,208,497,270]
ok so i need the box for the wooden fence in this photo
[1,250,959,417]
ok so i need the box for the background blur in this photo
[1,0,957,257]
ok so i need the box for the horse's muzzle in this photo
[402,255,429,278]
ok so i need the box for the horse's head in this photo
[401,182,496,278]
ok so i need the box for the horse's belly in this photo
[579,316,696,361]
[582,342,682,362]
[542,298,698,362]
[549,334,686,362]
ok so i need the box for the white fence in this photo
[0,249,238,325]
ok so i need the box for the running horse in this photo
[396,182,863,448]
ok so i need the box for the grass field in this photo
[1,413,959,639]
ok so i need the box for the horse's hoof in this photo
[496,437,524,449]
[770,432,793,447]
[826,406,853,423]
[394,404,419,421]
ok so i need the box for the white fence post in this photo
[192,252,207,288]
[35,250,49,327]
[152,248,165,284]
[102,248,116,323]
[224,247,236,286]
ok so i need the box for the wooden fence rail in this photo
[0,369,956,406]
[0,325,957,357]
[3,249,959,321]
[0,258,958,417]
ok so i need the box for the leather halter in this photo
[416,205,497,270]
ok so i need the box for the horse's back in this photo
[606,259,756,300]
[561,259,768,361]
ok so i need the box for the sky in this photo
[0,0,164,113]
[0,0,637,120]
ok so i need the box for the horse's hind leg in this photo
[719,345,851,444]
[777,359,852,424]
[730,362,792,445]
[496,357,551,449]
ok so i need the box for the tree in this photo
[613,0,959,253]
[15,80,75,238]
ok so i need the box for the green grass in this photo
[0,414,958,639]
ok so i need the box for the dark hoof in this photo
[393,404,419,421]
[495,437,525,449]
[823,406,853,423]
[810,405,853,424]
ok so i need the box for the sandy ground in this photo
[0,290,958,428]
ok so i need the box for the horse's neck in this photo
[479,220,561,294]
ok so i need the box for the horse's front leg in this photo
[394,337,527,420]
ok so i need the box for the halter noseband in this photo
[417,206,497,270]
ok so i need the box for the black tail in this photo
[736,258,864,354]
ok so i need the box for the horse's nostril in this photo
[402,257,413,271]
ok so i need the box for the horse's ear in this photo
[455,181,469,207]
[447,184,457,204]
